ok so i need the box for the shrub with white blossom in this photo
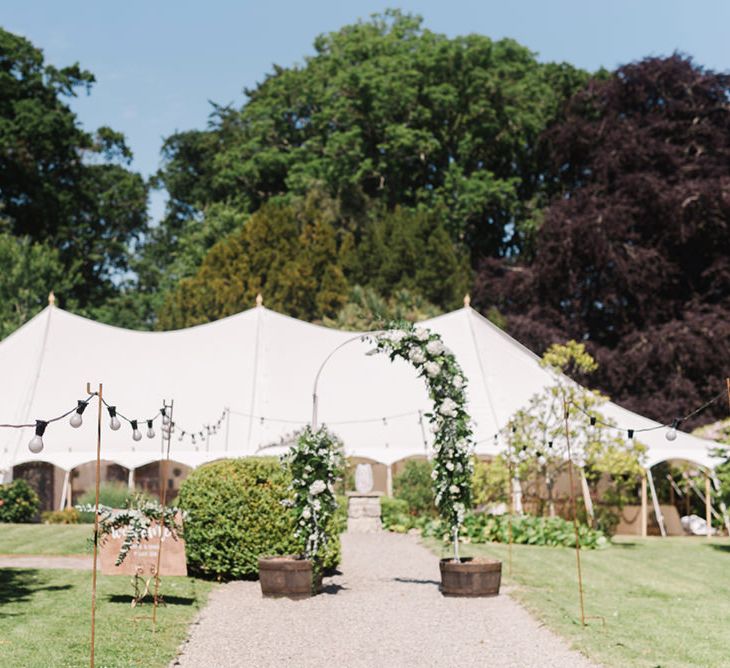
[371,323,474,559]
[282,426,344,574]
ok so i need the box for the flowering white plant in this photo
[282,426,344,573]
[370,322,474,559]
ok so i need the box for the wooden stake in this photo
[640,473,648,538]
[562,395,586,627]
[153,399,173,627]
[88,382,103,668]
[507,446,514,577]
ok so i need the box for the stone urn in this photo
[258,556,322,599]
[439,557,502,597]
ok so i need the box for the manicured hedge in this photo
[178,457,341,579]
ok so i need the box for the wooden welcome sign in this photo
[100,518,187,577]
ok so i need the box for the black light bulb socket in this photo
[160,407,167,417]
[35,420,48,436]
[590,416,597,426]
[76,400,88,415]
[147,419,153,429]
[628,429,634,439]
[548,441,553,448]
[130,419,138,430]
[671,418,680,429]
[107,406,117,418]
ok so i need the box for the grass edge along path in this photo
[426,535,730,668]
[0,567,214,667]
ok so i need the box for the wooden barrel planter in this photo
[258,556,322,599]
[439,557,502,597]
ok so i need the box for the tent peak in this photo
[463,294,471,308]
[255,293,263,307]
[48,291,56,307]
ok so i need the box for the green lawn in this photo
[0,568,213,667]
[428,535,730,668]
[0,525,214,666]
[0,523,91,555]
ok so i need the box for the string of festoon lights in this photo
[0,394,220,454]
[475,385,727,449]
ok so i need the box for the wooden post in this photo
[153,399,173,627]
[88,382,103,668]
[562,395,586,627]
[706,474,712,539]
[640,472,648,538]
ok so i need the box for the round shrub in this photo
[393,459,435,516]
[179,457,341,579]
[0,479,40,523]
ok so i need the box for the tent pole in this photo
[646,467,666,537]
[386,464,393,497]
[59,469,70,511]
[128,467,135,491]
[417,411,429,457]
[579,467,595,526]
[224,407,230,453]
[640,472,648,538]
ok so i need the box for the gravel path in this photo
[0,554,92,569]
[173,532,596,668]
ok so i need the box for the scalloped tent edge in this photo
[0,302,722,480]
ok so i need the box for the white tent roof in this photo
[0,303,721,473]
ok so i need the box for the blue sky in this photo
[3,1,728,221]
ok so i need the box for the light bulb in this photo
[133,429,142,441]
[665,427,677,442]
[146,420,155,439]
[107,406,121,431]
[69,399,87,429]
[28,435,44,453]
[28,420,47,453]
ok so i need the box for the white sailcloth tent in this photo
[0,300,721,483]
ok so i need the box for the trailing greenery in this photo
[178,457,341,579]
[76,495,183,566]
[393,460,436,516]
[0,479,40,522]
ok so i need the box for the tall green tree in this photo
[0,233,80,338]
[0,29,148,313]
[154,11,588,261]
[157,196,349,328]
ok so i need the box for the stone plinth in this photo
[346,492,383,533]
